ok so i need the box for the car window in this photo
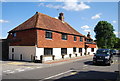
[96,50,109,54]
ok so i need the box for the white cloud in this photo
[91,13,102,19]
[38,1,90,11]
[87,0,93,3]
[84,29,91,32]
[39,0,45,1]
[55,17,58,19]
[55,0,65,2]
[0,0,6,2]
[114,31,120,35]
[0,19,9,23]
[112,20,117,24]
[62,1,90,11]
[81,25,90,29]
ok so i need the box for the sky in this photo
[1,1,119,39]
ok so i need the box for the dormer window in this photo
[13,33,16,37]
[62,33,67,40]
[45,31,52,39]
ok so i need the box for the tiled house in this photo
[84,32,97,55]
[7,12,97,62]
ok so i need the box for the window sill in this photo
[62,39,67,41]
[46,38,52,40]
[44,55,53,57]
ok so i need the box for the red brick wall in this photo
[37,30,85,48]
[86,44,96,48]
[7,29,37,46]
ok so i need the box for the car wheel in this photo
[111,60,113,63]
[107,61,111,66]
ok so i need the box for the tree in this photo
[114,37,120,50]
[94,21,116,49]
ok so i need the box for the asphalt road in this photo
[2,55,120,81]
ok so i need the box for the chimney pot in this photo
[58,12,64,21]
[87,32,91,38]
[36,12,39,14]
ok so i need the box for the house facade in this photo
[7,12,97,62]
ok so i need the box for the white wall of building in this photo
[9,46,96,62]
[67,48,73,58]
[53,48,61,59]
[86,48,97,55]
[36,47,44,60]
[82,48,85,56]
[9,46,36,61]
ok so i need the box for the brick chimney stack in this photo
[58,12,64,21]
[87,32,91,38]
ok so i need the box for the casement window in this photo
[74,36,77,41]
[13,33,16,37]
[45,31,52,39]
[62,33,67,40]
[91,48,94,52]
[44,48,53,56]
[12,48,14,52]
[61,48,67,55]
[79,48,82,53]
[73,47,76,52]
[80,37,83,42]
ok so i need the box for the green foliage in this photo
[113,37,120,50]
[94,21,116,49]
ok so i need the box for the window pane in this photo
[62,34,67,40]
[73,47,76,52]
[74,36,77,41]
[13,33,16,37]
[45,31,52,39]
[91,48,94,52]
[79,48,82,52]
[61,48,67,55]
[80,37,83,42]
[12,48,14,52]
[44,48,53,56]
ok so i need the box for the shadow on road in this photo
[84,61,112,66]
[84,61,93,66]
[114,55,120,57]
[53,70,119,81]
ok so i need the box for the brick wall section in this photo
[7,29,37,46]
[37,30,85,48]
[86,44,96,48]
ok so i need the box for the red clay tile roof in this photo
[9,12,84,36]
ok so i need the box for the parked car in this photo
[93,49,113,66]
[110,50,117,55]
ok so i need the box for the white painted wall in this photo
[44,56,53,61]
[9,46,36,61]
[36,48,44,60]
[67,48,73,58]
[9,46,97,62]
[86,48,97,55]
[53,48,61,59]
[82,48,85,56]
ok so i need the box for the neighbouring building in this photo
[84,32,97,55]
[0,39,9,60]
[7,12,97,62]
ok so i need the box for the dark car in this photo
[110,50,117,55]
[93,49,113,66]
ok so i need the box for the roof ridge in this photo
[9,12,85,37]
[34,12,39,28]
